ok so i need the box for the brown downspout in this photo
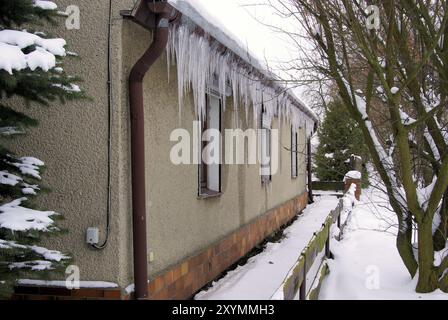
[128,3,179,300]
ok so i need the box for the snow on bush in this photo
[0,0,64,75]
[33,0,57,10]
[0,198,58,232]
[0,29,66,74]
[0,1,75,290]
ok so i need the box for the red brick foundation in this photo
[13,192,308,300]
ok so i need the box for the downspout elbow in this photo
[129,16,170,83]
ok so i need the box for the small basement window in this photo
[291,127,298,179]
[199,94,222,198]
[260,106,272,184]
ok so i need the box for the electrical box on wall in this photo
[86,227,99,245]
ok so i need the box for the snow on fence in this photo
[271,197,351,300]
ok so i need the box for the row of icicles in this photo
[166,22,316,137]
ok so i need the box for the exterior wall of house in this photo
[7,0,137,289]
[9,1,310,297]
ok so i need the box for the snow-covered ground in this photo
[320,187,448,300]
[195,196,339,300]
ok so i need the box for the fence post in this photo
[325,222,331,259]
[344,155,362,200]
[299,254,307,300]
[325,235,331,259]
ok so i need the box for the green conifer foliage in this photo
[314,99,370,183]
[0,0,85,298]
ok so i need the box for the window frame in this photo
[198,93,222,199]
[260,105,272,185]
[291,126,298,179]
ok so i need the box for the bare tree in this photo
[263,0,448,293]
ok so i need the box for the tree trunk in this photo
[440,272,448,293]
[397,214,418,277]
[416,221,439,293]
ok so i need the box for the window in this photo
[291,127,298,178]
[260,106,272,184]
[199,94,222,197]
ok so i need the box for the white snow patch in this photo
[8,156,44,180]
[0,43,27,74]
[18,279,119,289]
[34,0,58,10]
[52,83,81,92]
[344,170,361,181]
[33,0,57,10]
[22,187,37,195]
[0,171,22,186]
[0,29,66,74]
[0,198,58,232]
[319,187,448,300]
[0,126,25,136]
[0,30,66,56]
[399,109,416,125]
[10,260,53,271]
[30,245,67,262]
[26,46,56,71]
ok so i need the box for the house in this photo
[11,0,318,300]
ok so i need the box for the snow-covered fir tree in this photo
[0,0,85,297]
[314,99,369,183]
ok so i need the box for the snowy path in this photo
[320,188,448,300]
[195,196,339,300]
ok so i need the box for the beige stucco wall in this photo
[6,1,309,290]
[122,21,308,280]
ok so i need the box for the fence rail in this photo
[271,198,349,300]
[312,181,345,192]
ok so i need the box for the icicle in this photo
[166,23,317,139]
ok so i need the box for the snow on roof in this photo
[168,0,266,75]
[167,0,318,125]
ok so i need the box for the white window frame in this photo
[291,127,298,179]
[260,106,272,185]
[198,93,222,198]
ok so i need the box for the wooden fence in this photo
[311,181,345,192]
[271,198,349,300]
